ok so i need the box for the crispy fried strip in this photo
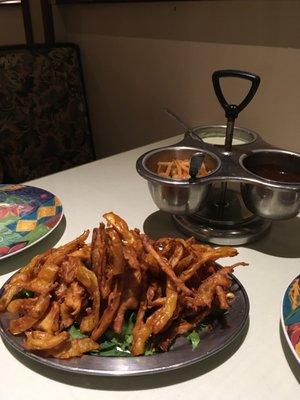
[175,254,194,274]
[48,338,99,359]
[187,264,247,308]
[59,257,80,284]
[104,212,136,245]
[34,301,60,333]
[179,247,238,282]
[131,282,178,355]
[131,274,178,356]
[64,282,85,317]
[155,238,174,257]
[157,159,209,179]
[141,235,192,295]
[131,284,150,356]
[151,280,178,335]
[22,264,59,293]
[123,245,142,283]
[7,297,38,314]
[107,228,125,276]
[43,231,89,266]
[76,264,100,333]
[113,269,140,334]
[0,253,46,312]
[60,302,74,329]
[168,243,184,269]
[215,285,229,310]
[148,297,166,308]
[145,245,180,335]
[4,232,88,308]
[0,283,25,313]
[68,244,91,261]
[8,254,45,286]
[23,330,68,350]
[91,278,122,340]
[91,224,107,283]
[158,308,210,352]
[142,253,160,276]
[9,295,51,335]
[104,213,143,255]
[91,225,114,299]
[113,297,138,334]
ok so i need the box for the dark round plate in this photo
[0,273,249,376]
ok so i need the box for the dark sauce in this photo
[250,163,300,183]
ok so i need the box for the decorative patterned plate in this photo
[0,184,63,260]
[0,274,249,376]
[281,274,300,364]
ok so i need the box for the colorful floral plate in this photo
[0,184,63,260]
[281,274,300,364]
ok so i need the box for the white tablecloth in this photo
[0,136,299,400]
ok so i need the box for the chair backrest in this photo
[0,43,95,183]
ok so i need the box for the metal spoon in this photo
[164,108,194,135]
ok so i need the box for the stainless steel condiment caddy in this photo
[136,70,300,245]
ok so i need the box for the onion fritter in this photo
[0,212,247,359]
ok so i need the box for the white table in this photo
[0,136,299,400]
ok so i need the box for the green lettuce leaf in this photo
[186,330,201,350]
[68,323,87,339]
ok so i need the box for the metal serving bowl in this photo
[193,125,257,146]
[240,149,300,220]
[136,146,221,215]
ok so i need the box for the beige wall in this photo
[0,6,24,45]
[53,1,300,158]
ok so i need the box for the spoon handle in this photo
[189,152,205,179]
[164,108,194,135]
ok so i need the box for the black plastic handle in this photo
[189,152,205,179]
[212,70,260,119]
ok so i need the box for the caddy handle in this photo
[212,69,260,120]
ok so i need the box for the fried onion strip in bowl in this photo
[0,212,247,359]
[157,159,210,179]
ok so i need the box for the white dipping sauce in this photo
[201,136,246,145]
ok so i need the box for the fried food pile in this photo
[0,212,246,359]
[157,159,210,179]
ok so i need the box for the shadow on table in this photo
[0,216,67,276]
[246,217,300,258]
[144,211,300,258]
[143,211,187,240]
[3,318,249,391]
[279,323,300,384]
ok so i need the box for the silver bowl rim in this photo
[192,124,258,146]
[137,145,221,186]
[239,148,300,187]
